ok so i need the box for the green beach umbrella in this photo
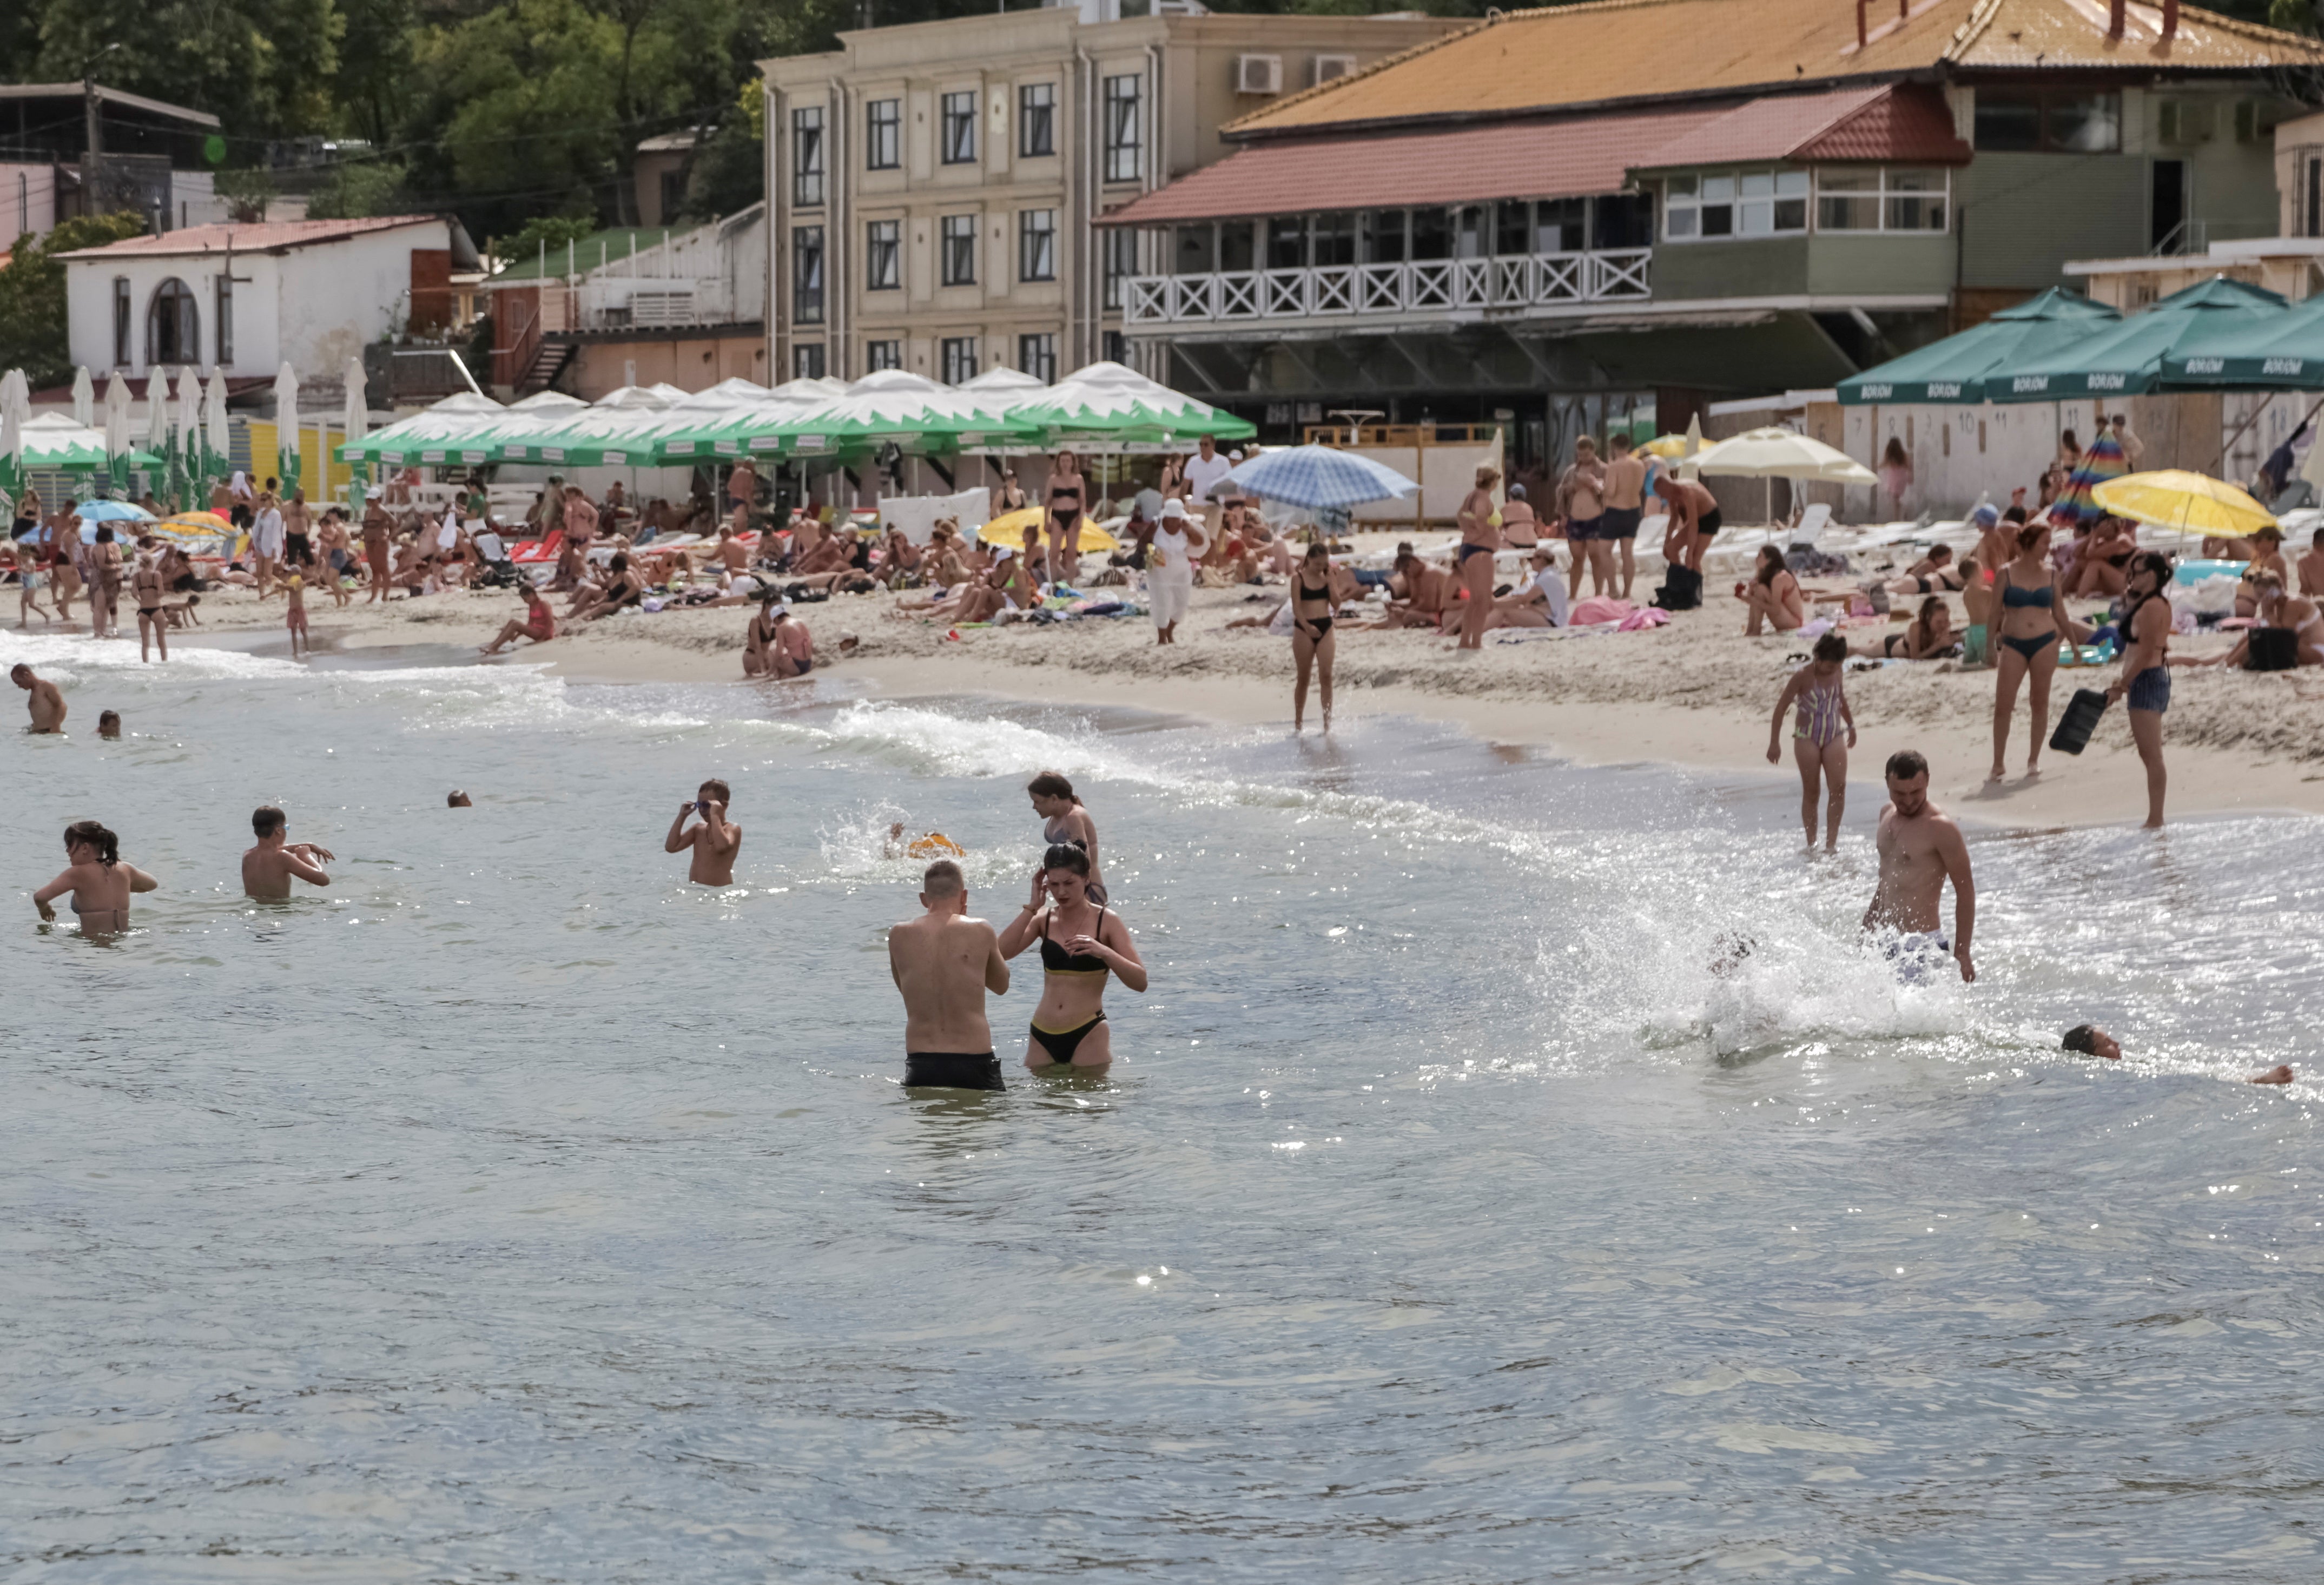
[1838,288,2120,405]
[648,378,847,461]
[17,412,161,472]
[670,372,1040,463]
[342,391,511,468]
[496,385,688,466]
[2162,292,2324,388]
[1991,276,2284,404]
[1008,360,1255,448]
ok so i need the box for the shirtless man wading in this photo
[241,805,334,899]
[1862,749,1976,983]
[888,858,1012,1091]
[12,663,65,732]
[665,778,741,885]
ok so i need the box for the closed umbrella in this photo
[273,364,301,494]
[203,369,231,492]
[342,355,368,500]
[175,369,200,484]
[2092,471,2275,538]
[0,367,25,498]
[71,366,94,428]
[103,372,133,493]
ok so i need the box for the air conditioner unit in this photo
[1236,54,1283,95]
[1311,54,1357,86]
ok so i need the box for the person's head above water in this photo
[1026,770,1079,815]
[252,805,287,840]
[698,778,731,809]
[1885,748,1931,816]
[2063,1024,2121,1061]
[65,819,118,867]
[921,858,965,911]
[447,790,472,808]
[1041,842,1093,902]
[12,663,35,687]
[97,710,120,738]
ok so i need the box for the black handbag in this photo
[2049,688,2109,755]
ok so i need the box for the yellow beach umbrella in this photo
[975,504,1119,553]
[157,510,233,533]
[1635,433,1691,459]
[2091,471,2276,538]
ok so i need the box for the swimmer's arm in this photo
[982,924,1009,996]
[279,851,328,888]
[701,808,740,857]
[664,805,698,853]
[1076,813,1101,881]
[32,869,74,920]
[124,864,159,894]
[1938,822,1976,981]
[1095,915,1148,993]
[995,902,1043,959]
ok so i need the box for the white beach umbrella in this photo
[1691,427,1877,484]
[0,383,22,494]
[204,368,231,474]
[342,355,369,443]
[72,366,95,427]
[145,368,173,453]
[272,364,300,487]
[103,371,133,459]
[175,369,200,461]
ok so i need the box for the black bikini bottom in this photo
[1029,1012,1105,1066]
[904,1052,1004,1090]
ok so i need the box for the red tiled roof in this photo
[55,216,446,260]
[1634,84,1972,169]
[1099,106,1727,227]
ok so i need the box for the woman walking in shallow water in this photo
[1291,541,1337,732]
[998,844,1146,1071]
[1768,632,1854,851]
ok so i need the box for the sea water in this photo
[2,629,2318,1583]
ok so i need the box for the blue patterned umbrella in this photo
[1224,446,1417,510]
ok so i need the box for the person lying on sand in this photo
[1854,598,1957,661]
[1372,552,1451,629]
[2064,1024,2290,1084]
[1887,545,1965,595]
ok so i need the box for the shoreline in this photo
[62,575,2324,830]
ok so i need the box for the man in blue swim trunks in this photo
[1863,749,1976,983]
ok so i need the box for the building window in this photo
[1663,170,1807,241]
[147,277,199,366]
[1815,168,1950,233]
[794,343,826,379]
[1103,329,1129,366]
[866,338,902,371]
[940,214,976,286]
[793,225,825,325]
[867,219,900,290]
[1103,74,1142,183]
[940,336,978,384]
[792,107,825,206]
[112,276,131,367]
[1536,198,1587,253]
[867,98,900,171]
[1018,332,1056,382]
[1019,209,1056,282]
[1974,88,2121,153]
[941,91,976,164]
[1104,228,1138,309]
[1020,83,1055,157]
[214,272,234,364]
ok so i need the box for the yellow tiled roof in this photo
[1226,0,2324,138]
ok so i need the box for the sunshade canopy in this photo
[1690,427,1877,483]
[1838,288,2121,405]
[1010,361,1256,448]
[1225,445,1418,509]
[342,391,512,466]
[698,371,1045,461]
[978,505,1118,552]
[2162,292,2324,389]
[2091,470,2277,537]
[17,413,162,471]
[1991,277,2284,404]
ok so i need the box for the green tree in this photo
[0,214,148,389]
[31,0,345,146]
[307,161,410,219]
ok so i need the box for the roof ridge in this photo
[1221,0,1679,138]
[1942,0,2006,61]
[1776,81,1892,157]
[2170,0,2324,50]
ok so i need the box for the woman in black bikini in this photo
[1044,450,1085,590]
[1291,541,1337,732]
[1990,514,2088,782]
[998,844,1146,1071]
[1856,597,1956,661]
[2107,551,2177,829]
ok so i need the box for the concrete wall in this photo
[1956,154,2150,291]
[569,334,770,399]
[277,226,443,379]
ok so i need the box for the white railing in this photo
[1123,248,1653,326]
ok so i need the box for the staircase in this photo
[517,339,577,397]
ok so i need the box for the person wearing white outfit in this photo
[1180,435,1236,538]
[1146,498,1205,645]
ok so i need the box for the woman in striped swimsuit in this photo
[1768,632,1856,852]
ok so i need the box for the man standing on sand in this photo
[241,805,334,898]
[1181,434,1236,538]
[888,858,1011,1090]
[1862,749,1975,983]
[361,490,394,603]
[563,483,600,550]
[665,778,741,885]
[12,663,65,732]
[1554,437,1609,599]
[1601,433,1647,602]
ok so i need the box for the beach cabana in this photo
[1008,361,1256,450]
[341,391,513,468]
[1990,277,2283,403]
[1838,288,2121,405]
[704,370,1045,462]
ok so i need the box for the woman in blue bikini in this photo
[998,844,1146,1072]
[1990,514,2089,782]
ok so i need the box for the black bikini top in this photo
[1040,906,1109,974]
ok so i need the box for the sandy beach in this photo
[103,551,2324,830]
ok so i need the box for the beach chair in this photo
[1787,502,1833,546]
[510,529,563,565]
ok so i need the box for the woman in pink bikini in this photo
[1768,632,1855,851]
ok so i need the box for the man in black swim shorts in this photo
[888,858,1012,1090]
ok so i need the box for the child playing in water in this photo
[1767,632,1856,851]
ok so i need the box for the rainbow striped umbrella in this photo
[2051,431,2128,525]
